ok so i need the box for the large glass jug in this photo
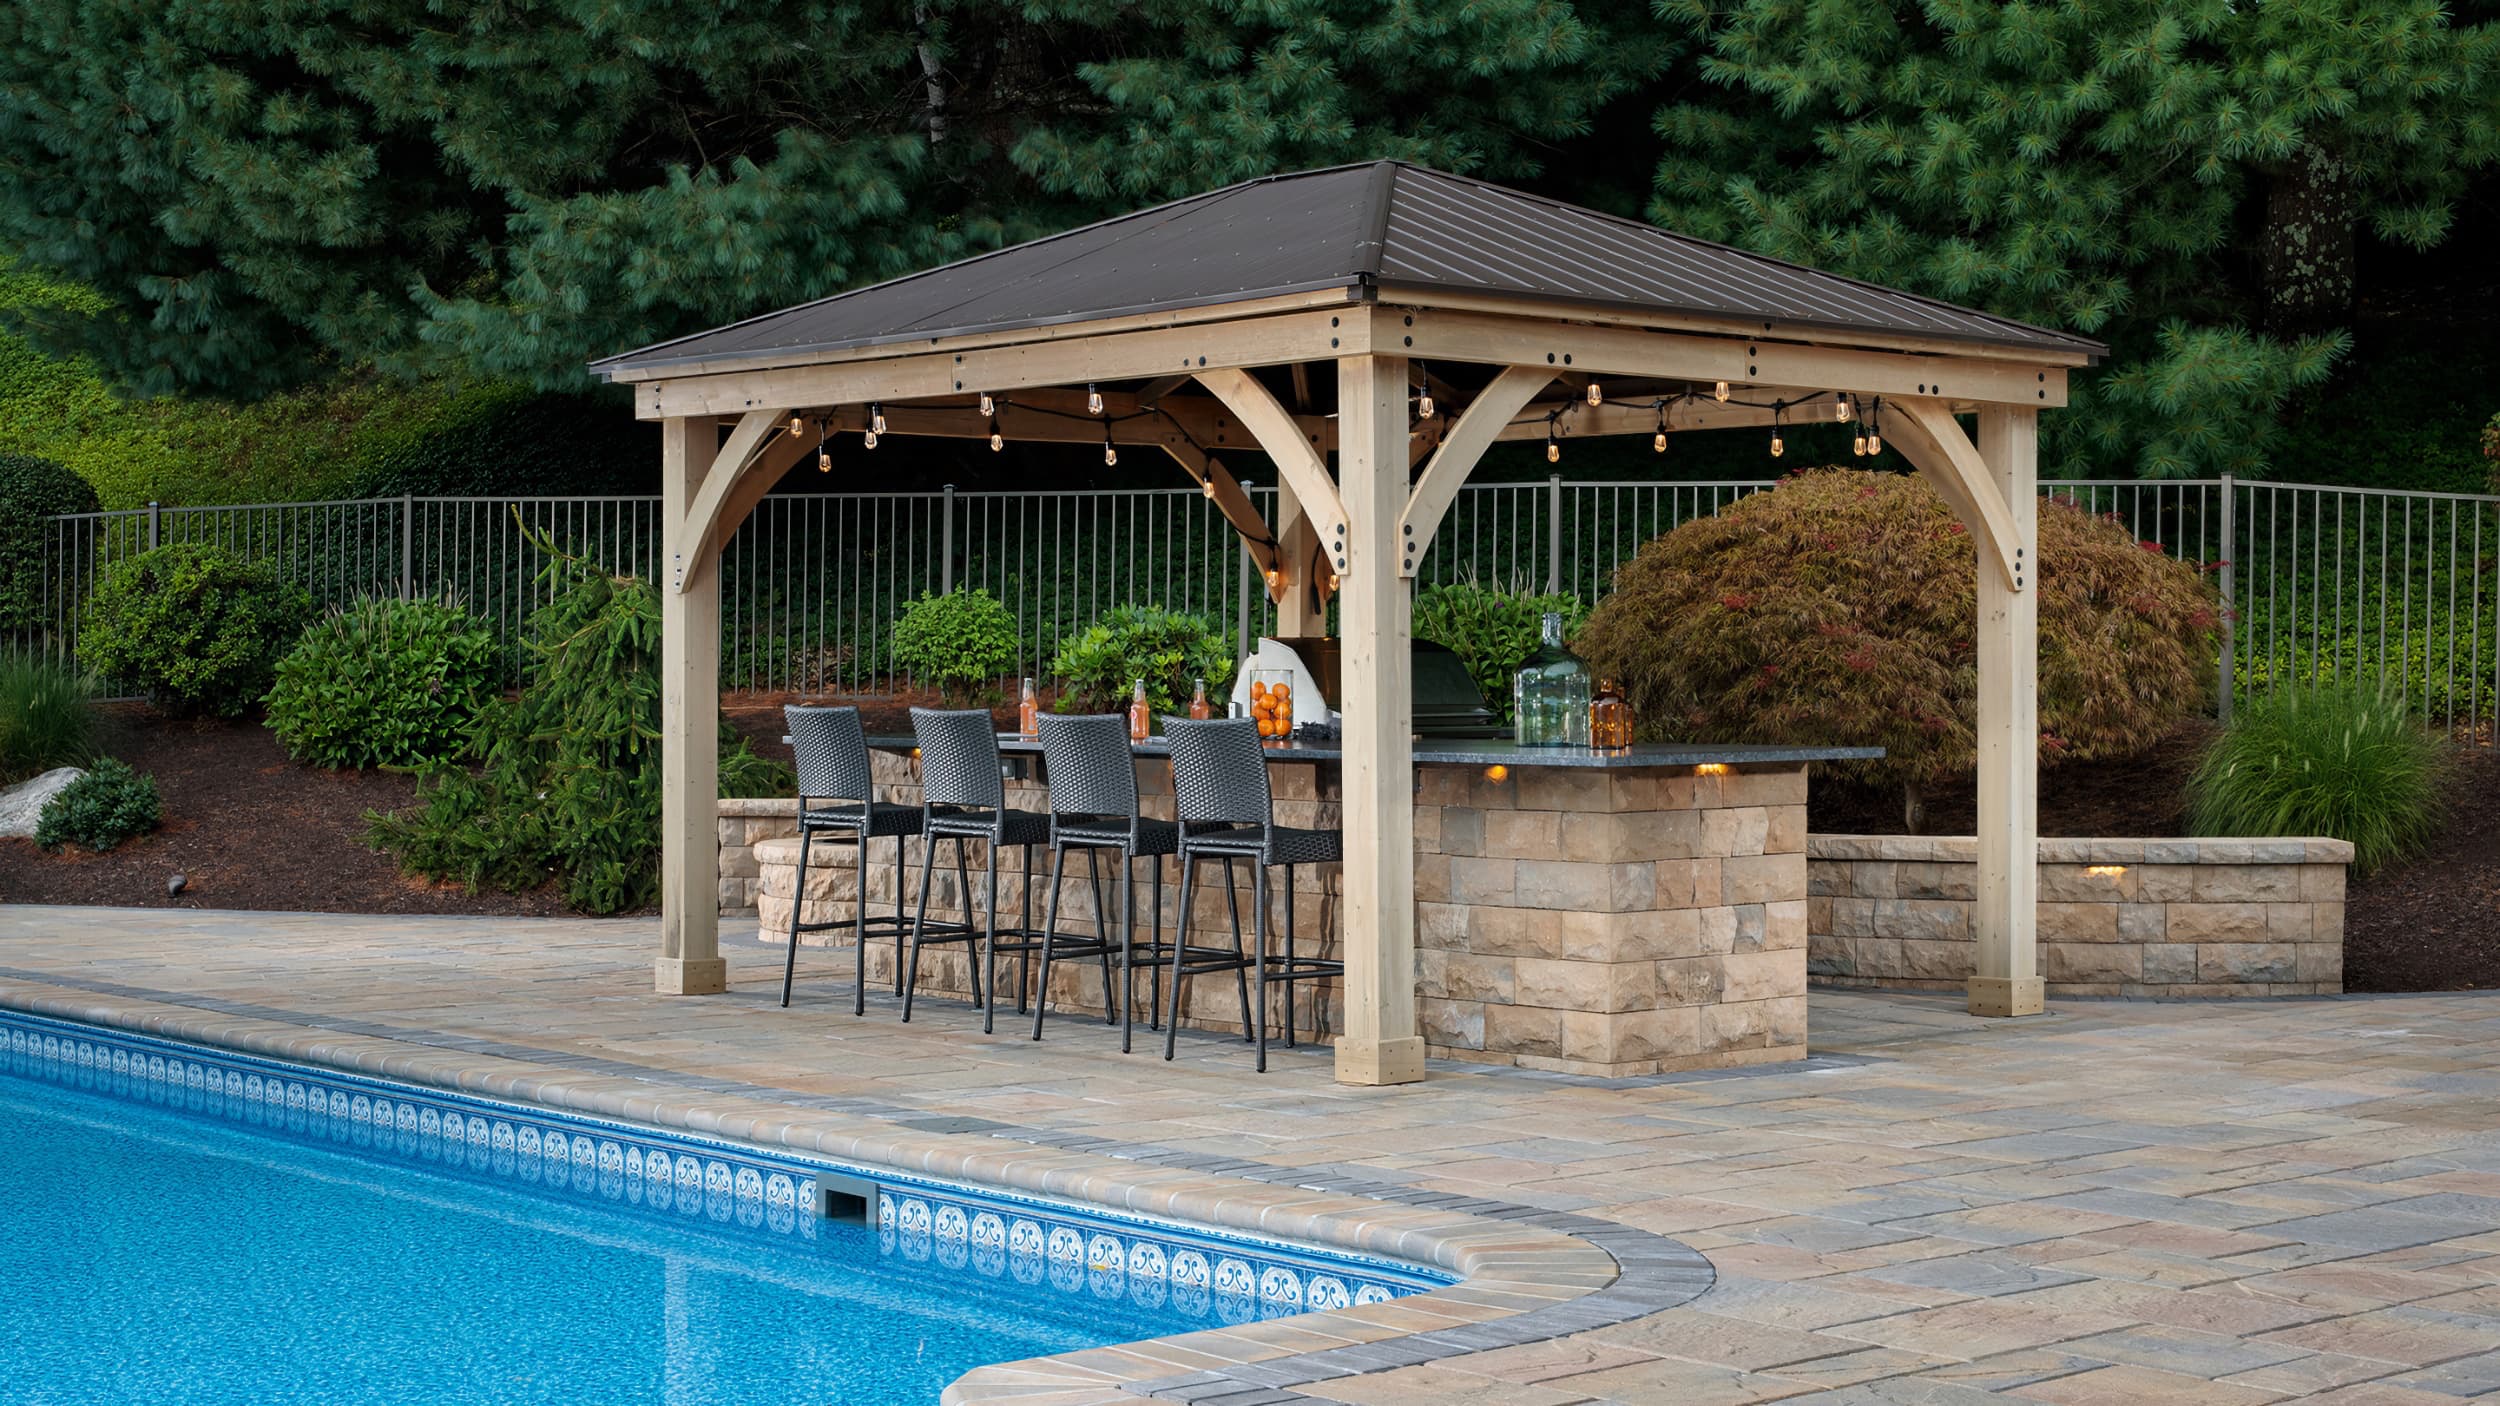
[1511,612,1591,746]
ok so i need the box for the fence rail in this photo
[19,475,2500,744]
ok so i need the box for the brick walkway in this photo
[4,906,2499,1403]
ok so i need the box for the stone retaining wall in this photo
[1808,834,2353,997]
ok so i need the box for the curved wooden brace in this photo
[1397,366,1554,577]
[1160,440,1279,577]
[1887,397,2024,591]
[1193,367,1352,574]
[673,408,793,593]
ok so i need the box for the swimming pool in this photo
[0,1010,1442,1404]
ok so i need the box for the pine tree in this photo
[1653,0,2500,478]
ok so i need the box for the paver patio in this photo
[4,904,2497,1403]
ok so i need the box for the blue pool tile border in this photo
[0,1009,1443,1331]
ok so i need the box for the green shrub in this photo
[34,758,160,852]
[264,597,504,769]
[890,588,1017,702]
[0,653,97,783]
[2186,682,2446,877]
[1412,580,1590,724]
[1575,469,2220,826]
[77,543,310,718]
[0,453,99,636]
[371,534,791,915]
[1049,604,1235,716]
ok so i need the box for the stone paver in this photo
[4,906,2500,1403]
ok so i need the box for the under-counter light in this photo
[1695,762,1730,776]
[2085,864,2128,879]
[1483,764,1509,782]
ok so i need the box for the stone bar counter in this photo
[739,738,1876,1077]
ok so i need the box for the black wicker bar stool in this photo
[904,708,1052,1032]
[1032,713,1179,1050]
[780,704,925,1014]
[1162,717,1345,1071]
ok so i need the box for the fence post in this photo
[399,494,415,601]
[146,501,160,551]
[2217,473,2236,725]
[939,483,956,595]
[1546,472,1562,595]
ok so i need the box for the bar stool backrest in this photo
[910,707,1006,812]
[785,704,874,803]
[1165,717,1272,833]
[1037,713,1140,824]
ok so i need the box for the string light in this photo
[1768,406,1785,459]
[1102,424,1118,467]
[1714,380,1730,402]
[1586,381,1603,406]
[1415,363,1434,420]
[816,420,831,473]
[987,414,1003,452]
[1836,395,1855,423]
[870,403,887,436]
[1087,384,1104,415]
[863,425,879,450]
[1867,397,1884,457]
[978,392,994,416]
[788,413,803,438]
[1545,415,1561,464]
[1653,401,1669,454]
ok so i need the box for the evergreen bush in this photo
[1411,580,1591,725]
[0,652,95,783]
[0,453,97,635]
[76,543,310,718]
[1575,469,2220,826]
[264,597,503,770]
[890,588,1017,702]
[370,536,790,915]
[2186,682,2446,877]
[34,757,159,852]
[1049,605,1234,716]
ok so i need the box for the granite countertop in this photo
[861,735,1881,769]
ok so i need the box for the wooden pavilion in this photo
[592,161,2104,1086]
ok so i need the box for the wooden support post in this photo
[657,416,726,995]
[1970,407,2042,1017]
[1271,475,1325,637]
[1333,352,1425,1086]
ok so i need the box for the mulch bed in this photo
[7,698,2493,994]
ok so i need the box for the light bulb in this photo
[818,449,832,472]
[870,404,886,435]
[1546,438,1561,464]
[1087,384,1103,415]
[1587,382,1603,406]
[1418,391,1434,420]
[1867,432,1882,456]
[1103,435,1118,467]
[989,430,1003,452]
[863,429,879,450]
[1836,397,1854,423]
[978,393,994,416]
[1264,568,1282,590]
[1769,432,1784,458]
[1853,432,1868,456]
[1328,573,1341,593]
[1201,477,1216,499]
[1654,430,1668,454]
[788,414,803,437]
[1714,380,1730,402]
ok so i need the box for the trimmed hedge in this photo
[76,543,311,717]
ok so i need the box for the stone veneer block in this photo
[1807,833,2354,999]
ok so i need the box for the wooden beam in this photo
[672,408,789,592]
[1970,407,2044,1019]
[1397,308,2070,408]
[606,287,1364,384]
[1159,442,1280,577]
[1399,366,1554,576]
[1193,367,1352,578]
[636,308,1365,420]
[1885,398,2023,591]
[657,416,725,995]
[1379,285,2094,370]
[1332,351,1424,1086]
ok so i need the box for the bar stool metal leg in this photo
[1087,847,1117,1025]
[1164,854,1194,1062]
[902,833,942,1023]
[1031,843,1070,1041]
[981,842,1002,1035]
[1252,859,1271,1072]
[1223,857,1251,1043]
[1281,863,1297,1047]
[781,824,813,1009]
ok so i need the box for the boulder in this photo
[0,766,85,838]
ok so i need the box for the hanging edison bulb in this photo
[1852,430,1869,457]
[988,416,1003,452]
[1653,429,1668,453]
[1769,410,1785,458]
[863,427,879,450]
[1201,475,1216,498]
[1102,426,1118,467]
[978,392,994,416]
[1867,431,1883,457]
[1545,422,1561,463]
[1586,382,1603,406]
[788,413,804,438]
[1714,380,1730,402]
[1087,384,1104,415]
[1418,389,1434,420]
[870,403,887,436]
[816,422,831,472]
[1836,395,1854,423]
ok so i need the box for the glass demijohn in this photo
[1512,612,1591,747]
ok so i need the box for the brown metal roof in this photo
[592,162,2103,379]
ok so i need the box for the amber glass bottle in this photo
[1590,678,1635,749]
[1187,677,1212,720]
[1128,679,1151,741]
[1018,677,1039,736]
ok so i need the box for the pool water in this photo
[0,1022,1396,1406]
